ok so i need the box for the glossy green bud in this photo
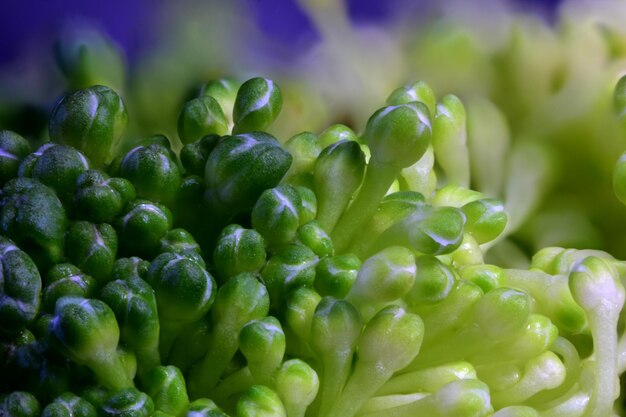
[284,287,321,345]
[283,132,321,187]
[348,246,416,320]
[0,130,31,186]
[261,245,318,307]
[43,263,96,313]
[251,184,302,251]
[297,220,334,258]
[213,224,267,282]
[100,388,154,417]
[50,297,133,390]
[232,77,282,134]
[377,361,477,396]
[310,297,362,417]
[350,191,425,257]
[385,81,436,115]
[237,385,286,417]
[143,366,189,416]
[318,124,359,149]
[294,186,317,225]
[180,134,220,177]
[0,391,41,417]
[364,102,431,169]
[375,206,465,255]
[111,257,149,281]
[200,77,239,124]
[146,252,216,358]
[49,85,127,168]
[314,254,360,298]
[65,221,117,284]
[0,237,42,334]
[184,398,229,417]
[74,170,136,223]
[405,255,456,307]
[204,132,292,215]
[158,228,205,267]
[119,143,181,204]
[41,392,97,417]
[178,97,228,145]
[171,175,205,235]
[0,178,67,269]
[327,306,424,417]
[313,140,366,233]
[459,264,503,293]
[274,359,319,417]
[29,144,90,204]
[461,198,507,244]
[16,143,53,178]
[188,273,269,398]
[239,316,286,386]
[100,275,160,377]
[116,199,173,257]
[431,94,470,187]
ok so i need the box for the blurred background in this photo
[1,0,626,266]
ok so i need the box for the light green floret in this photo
[232,77,282,134]
[284,287,321,353]
[331,101,432,253]
[177,96,228,145]
[313,139,366,233]
[273,359,319,417]
[239,316,286,387]
[41,392,97,417]
[430,94,470,187]
[349,191,425,258]
[371,205,466,256]
[99,275,161,379]
[213,224,267,282]
[569,256,625,417]
[412,287,531,368]
[358,379,493,417]
[309,297,363,417]
[143,365,190,417]
[101,387,154,417]
[325,305,424,417]
[385,81,436,115]
[49,297,133,390]
[236,385,286,417]
[314,253,361,298]
[296,220,334,258]
[251,185,302,252]
[346,246,416,320]
[188,273,270,399]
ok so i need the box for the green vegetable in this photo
[232,77,282,134]
[3,72,626,417]
[49,85,127,169]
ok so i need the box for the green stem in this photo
[325,360,393,417]
[188,329,239,399]
[332,159,398,254]
[90,351,134,390]
[316,350,354,417]
[213,367,254,404]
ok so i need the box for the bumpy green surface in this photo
[2,73,626,417]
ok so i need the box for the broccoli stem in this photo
[89,350,134,390]
[331,158,398,253]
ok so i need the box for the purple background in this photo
[0,0,562,67]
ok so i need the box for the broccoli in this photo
[2,67,626,417]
